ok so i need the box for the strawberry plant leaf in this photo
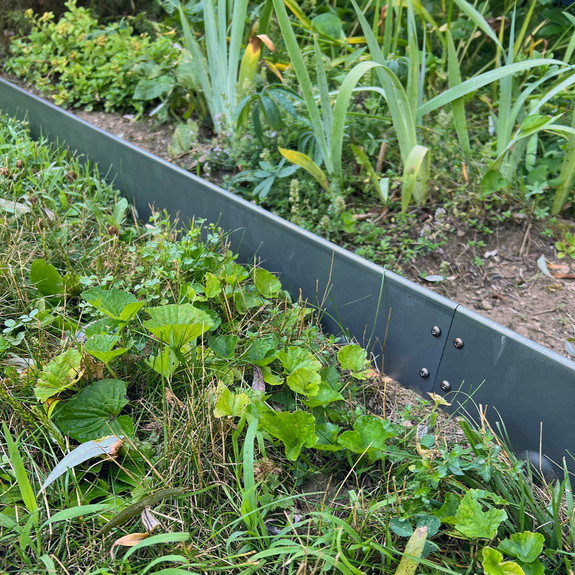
[337,344,368,373]
[208,335,239,359]
[214,386,250,418]
[338,415,402,455]
[302,380,343,407]
[145,346,180,378]
[85,334,131,364]
[278,347,322,373]
[482,547,524,575]
[144,303,215,348]
[253,268,282,299]
[82,287,144,322]
[286,368,321,397]
[453,490,508,540]
[314,422,342,451]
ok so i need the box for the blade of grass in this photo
[446,29,470,155]
[401,144,430,210]
[552,106,575,215]
[452,0,503,53]
[351,0,417,161]
[2,422,37,514]
[331,60,381,178]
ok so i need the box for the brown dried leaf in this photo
[110,532,149,556]
[141,507,162,533]
[256,34,276,52]
[252,365,265,392]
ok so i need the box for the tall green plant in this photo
[272,0,430,206]
[176,0,250,134]
[351,0,572,209]
[450,0,575,189]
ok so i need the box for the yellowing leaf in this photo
[35,349,84,402]
[482,547,524,575]
[279,148,329,191]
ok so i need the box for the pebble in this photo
[479,299,493,310]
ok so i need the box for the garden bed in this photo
[4,71,573,359]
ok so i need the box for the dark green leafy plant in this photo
[5,1,182,115]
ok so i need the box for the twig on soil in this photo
[519,221,532,257]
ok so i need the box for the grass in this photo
[0,114,574,574]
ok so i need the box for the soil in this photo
[3,75,575,362]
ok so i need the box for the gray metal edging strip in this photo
[1,78,574,472]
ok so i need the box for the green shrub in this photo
[5,0,181,114]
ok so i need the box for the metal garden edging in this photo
[1,78,574,475]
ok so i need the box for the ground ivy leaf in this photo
[82,287,143,322]
[35,349,84,402]
[244,335,278,366]
[337,344,367,372]
[54,379,133,442]
[260,410,317,461]
[482,547,524,575]
[213,386,250,418]
[338,415,401,454]
[278,347,322,373]
[498,531,545,563]
[253,268,282,298]
[286,368,321,397]
[144,304,215,348]
[203,272,221,298]
[390,517,413,538]
[30,259,64,297]
[454,490,507,540]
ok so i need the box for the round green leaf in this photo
[55,379,133,442]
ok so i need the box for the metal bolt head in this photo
[431,326,441,337]
[440,380,451,392]
[453,337,464,349]
[419,367,430,379]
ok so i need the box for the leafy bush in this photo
[5,0,182,114]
